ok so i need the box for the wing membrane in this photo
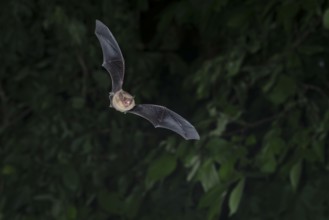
[95,20,125,93]
[128,104,200,140]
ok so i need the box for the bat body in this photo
[95,20,199,140]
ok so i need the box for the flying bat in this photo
[95,20,200,140]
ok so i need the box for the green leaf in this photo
[210,115,229,136]
[124,193,142,219]
[146,154,177,182]
[313,140,325,163]
[227,53,245,77]
[264,136,286,156]
[186,156,201,181]
[97,191,123,215]
[197,160,220,192]
[218,160,235,180]
[198,184,227,220]
[2,165,16,175]
[229,178,245,216]
[290,160,302,191]
[323,9,329,29]
[262,66,281,92]
[226,9,250,29]
[260,155,277,173]
[277,2,299,33]
[198,185,226,208]
[206,138,230,156]
[61,165,79,191]
[207,191,227,220]
[267,75,297,105]
[66,205,77,220]
[71,97,85,109]
[176,142,188,159]
[245,135,256,146]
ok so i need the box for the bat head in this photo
[111,90,135,112]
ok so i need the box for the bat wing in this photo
[95,20,125,93]
[128,104,200,140]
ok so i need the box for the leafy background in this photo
[1,0,329,219]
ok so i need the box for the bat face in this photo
[95,20,200,140]
[111,90,135,112]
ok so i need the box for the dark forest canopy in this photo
[1,0,329,219]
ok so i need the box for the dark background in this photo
[1,0,329,219]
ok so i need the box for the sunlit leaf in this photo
[229,178,245,216]
[187,157,201,181]
[197,160,220,192]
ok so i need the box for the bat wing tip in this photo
[185,133,200,140]
[95,20,107,35]
[184,126,200,140]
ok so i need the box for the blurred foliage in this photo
[1,0,329,219]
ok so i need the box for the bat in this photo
[95,20,200,140]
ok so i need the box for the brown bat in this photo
[95,20,199,140]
